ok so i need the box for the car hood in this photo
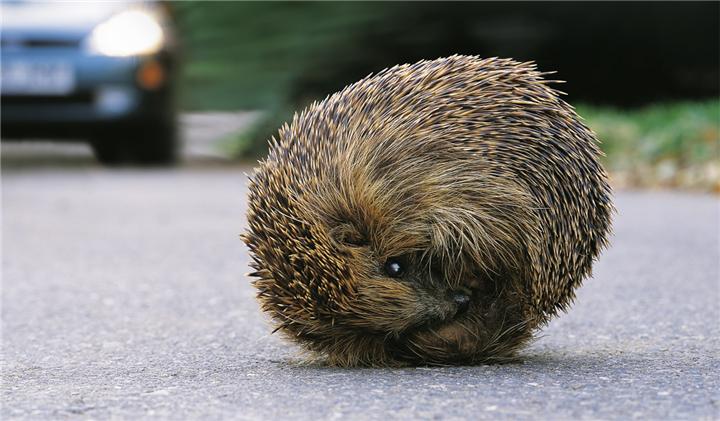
[1,1,138,37]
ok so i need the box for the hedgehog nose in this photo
[452,292,471,315]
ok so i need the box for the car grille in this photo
[1,91,94,106]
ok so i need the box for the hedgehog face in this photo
[326,232,476,334]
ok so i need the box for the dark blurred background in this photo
[175,2,719,111]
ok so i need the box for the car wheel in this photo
[90,120,178,166]
[131,120,179,165]
[90,132,127,166]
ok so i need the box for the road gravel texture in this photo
[2,153,718,419]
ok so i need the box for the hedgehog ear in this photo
[330,223,368,247]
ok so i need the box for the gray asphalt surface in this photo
[2,149,719,420]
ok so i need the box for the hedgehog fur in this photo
[244,55,613,367]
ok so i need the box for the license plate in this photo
[1,61,75,95]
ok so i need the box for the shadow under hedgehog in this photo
[244,55,613,367]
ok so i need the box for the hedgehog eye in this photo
[384,258,405,278]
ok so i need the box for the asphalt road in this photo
[2,149,719,420]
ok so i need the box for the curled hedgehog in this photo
[244,55,613,367]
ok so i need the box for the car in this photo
[1,0,180,165]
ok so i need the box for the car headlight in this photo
[87,9,164,57]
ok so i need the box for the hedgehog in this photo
[244,55,613,367]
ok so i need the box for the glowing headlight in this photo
[87,10,164,57]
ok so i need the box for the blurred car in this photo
[1,0,180,165]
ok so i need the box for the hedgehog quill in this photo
[244,56,613,367]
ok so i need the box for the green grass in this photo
[578,100,719,189]
[579,101,719,168]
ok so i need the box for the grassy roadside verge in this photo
[578,100,718,191]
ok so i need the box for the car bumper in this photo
[1,48,175,139]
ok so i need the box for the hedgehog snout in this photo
[411,286,475,326]
[451,291,471,316]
